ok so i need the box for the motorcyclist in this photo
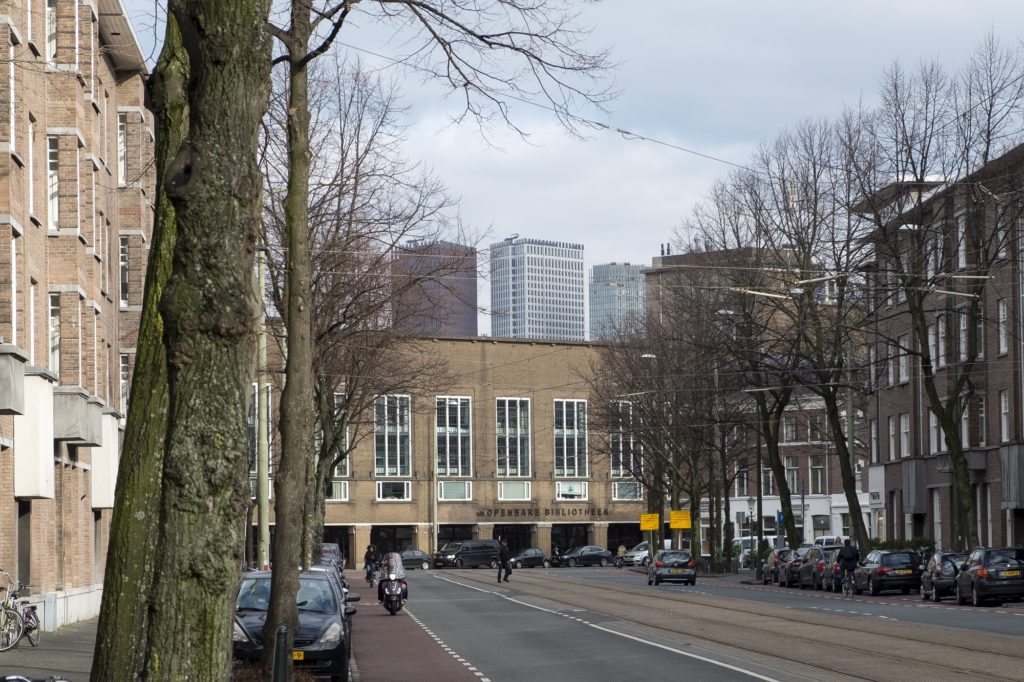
[377,551,409,603]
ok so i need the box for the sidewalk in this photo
[0,617,96,681]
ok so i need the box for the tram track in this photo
[439,569,1024,681]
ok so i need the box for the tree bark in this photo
[141,0,272,678]
[90,17,188,682]
[823,396,871,551]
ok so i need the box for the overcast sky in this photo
[123,1,1024,334]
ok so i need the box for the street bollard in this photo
[272,624,289,682]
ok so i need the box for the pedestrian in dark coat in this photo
[498,540,512,582]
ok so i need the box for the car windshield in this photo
[881,553,915,567]
[793,548,811,559]
[629,542,647,552]
[237,576,336,614]
[439,542,463,552]
[660,551,691,562]
[988,549,1024,567]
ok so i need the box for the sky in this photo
[122,1,1024,334]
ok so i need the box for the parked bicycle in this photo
[0,569,39,651]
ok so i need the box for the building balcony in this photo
[0,344,28,414]
[53,387,103,446]
[13,368,57,499]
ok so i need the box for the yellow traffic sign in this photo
[639,513,660,531]
[670,509,691,529]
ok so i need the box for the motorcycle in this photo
[382,572,404,615]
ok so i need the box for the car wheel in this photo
[642,557,651,567]
[490,559,499,570]
[421,561,430,571]
[568,558,577,568]
[600,558,609,567]
[543,560,551,568]
[955,583,967,605]
[515,561,523,569]
[931,585,941,603]
[869,578,881,596]
[455,558,463,568]
[972,583,985,607]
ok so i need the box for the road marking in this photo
[405,608,491,682]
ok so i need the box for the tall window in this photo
[868,345,878,390]
[886,343,895,386]
[48,293,59,374]
[119,236,129,306]
[976,311,985,360]
[961,399,970,448]
[119,353,130,410]
[958,309,968,361]
[887,416,896,461]
[900,413,910,458]
[26,0,32,46]
[937,315,946,367]
[8,46,15,154]
[897,335,909,384]
[810,455,824,495]
[762,465,774,496]
[45,0,57,62]
[435,396,471,476]
[929,411,941,454]
[926,323,936,369]
[783,416,797,442]
[9,235,15,345]
[496,397,530,476]
[1000,390,1010,442]
[735,467,748,497]
[26,117,34,215]
[996,216,1009,259]
[47,136,58,228]
[374,395,411,477]
[28,281,35,365]
[610,400,639,478]
[807,415,823,442]
[554,399,587,477]
[869,419,878,464]
[785,456,799,493]
[978,395,987,447]
[998,299,1008,355]
[117,112,127,184]
[955,215,967,269]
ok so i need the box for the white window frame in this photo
[26,116,33,216]
[900,413,910,458]
[46,135,58,228]
[958,309,968,361]
[612,480,643,501]
[497,480,531,502]
[374,394,411,477]
[955,214,967,269]
[869,418,878,464]
[376,480,412,501]
[927,324,936,369]
[555,480,588,501]
[998,299,1008,355]
[119,236,129,306]
[783,416,797,442]
[961,400,970,448]
[996,215,1008,259]
[117,111,127,185]
[119,352,129,411]
[762,465,775,496]
[887,343,895,386]
[554,398,588,478]
[810,455,824,495]
[1000,390,1010,442]
[438,480,472,501]
[929,410,940,454]
[28,280,35,365]
[978,395,987,447]
[435,395,472,477]
[496,397,531,477]
[325,479,349,502]
[937,315,946,368]
[887,416,896,461]
[48,292,59,374]
[8,45,15,155]
[785,455,799,493]
[45,0,56,62]
[897,335,909,384]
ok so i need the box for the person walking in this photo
[616,543,627,569]
[498,540,512,583]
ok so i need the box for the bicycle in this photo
[841,568,855,599]
[0,569,38,649]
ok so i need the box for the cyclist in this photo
[363,544,379,586]
[836,539,860,595]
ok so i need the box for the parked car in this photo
[551,545,613,567]
[433,539,501,569]
[814,535,846,547]
[234,570,358,682]
[511,547,549,569]
[797,545,842,590]
[779,547,812,588]
[821,548,843,592]
[853,550,921,596]
[400,548,432,570]
[321,542,345,569]
[624,540,669,566]
[954,547,1024,606]
[648,550,697,586]
[762,548,792,585]
[920,551,968,602]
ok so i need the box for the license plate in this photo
[669,568,683,574]
[292,651,304,661]
[893,569,911,575]
[1002,570,1021,577]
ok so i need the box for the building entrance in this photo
[323,526,352,568]
[438,524,474,549]
[494,524,533,554]
[607,523,641,552]
[371,526,415,553]
[551,524,589,554]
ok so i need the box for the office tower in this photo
[589,263,645,340]
[392,240,478,337]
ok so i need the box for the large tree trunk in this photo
[141,0,272,678]
[823,396,871,552]
[264,2,317,672]
[90,18,188,682]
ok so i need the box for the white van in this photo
[814,535,847,547]
[623,539,674,566]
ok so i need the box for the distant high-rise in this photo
[589,263,645,340]
[392,240,478,337]
[490,236,584,340]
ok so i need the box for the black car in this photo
[511,547,550,569]
[853,550,921,596]
[647,550,696,586]
[954,547,1024,606]
[551,545,612,567]
[797,545,842,590]
[779,547,812,588]
[920,551,967,602]
[400,548,432,570]
[433,539,501,568]
[234,570,358,682]
[762,548,791,585]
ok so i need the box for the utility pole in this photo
[257,247,270,570]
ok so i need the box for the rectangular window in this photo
[887,343,895,386]
[1000,390,1010,442]
[47,136,58,228]
[554,399,587,477]
[438,480,471,501]
[929,411,941,454]
[869,419,878,464]
[555,481,588,500]
[27,117,34,215]
[976,311,985,360]
[48,293,60,374]
[610,400,640,477]
[117,112,127,184]
[498,480,531,501]
[783,416,797,442]
[496,397,530,477]
[868,345,878,390]
[28,281,35,365]
[612,481,643,501]
[955,215,967,269]
[937,315,946,367]
[810,455,824,495]
[26,0,32,46]
[998,299,1008,355]
[9,235,15,346]
[808,415,823,442]
[785,455,799,493]
[374,395,411,477]
[119,236,129,306]
[8,46,15,155]
[898,335,909,384]
[997,216,1009,259]
[45,0,56,62]
[762,465,775,496]
[959,309,968,361]
[900,413,910,458]
[927,324,936,370]
[376,480,411,501]
[978,395,987,447]
[435,396,471,477]
[325,480,349,502]
[888,416,896,461]
[119,353,130,412]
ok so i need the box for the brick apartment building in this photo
[0,0,152,629]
